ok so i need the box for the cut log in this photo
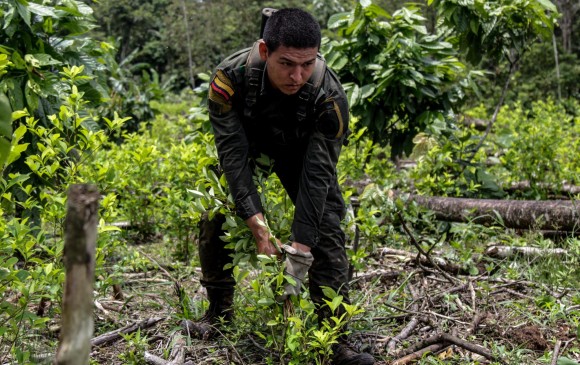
[55,185,100,365]
[505,181,580,196]
[406,194,580,231]
[485,245,568,259]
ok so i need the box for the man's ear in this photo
[258,40,269,61]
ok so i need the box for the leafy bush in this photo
[487,99,580,197]
[0,66,126,361]
[0,0,110,118]
[410,124,504,198]
[323,1,472,156]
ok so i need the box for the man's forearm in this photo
[291,241,311,253]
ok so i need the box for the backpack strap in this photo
[244,41,326,122]
[296,54,325,123]
[244,41,263,120]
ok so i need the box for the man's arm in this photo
[208,69,280,256]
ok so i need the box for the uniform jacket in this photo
[207,42,350,247]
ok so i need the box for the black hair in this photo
[262,8,321,52]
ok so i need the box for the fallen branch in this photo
[550,340,562,365]
[380,248,469,276]
[393,333,497,362]
[91,317,165,347]
[505,181,580,197]
[167,336,186,365]
[351,269,403,283]
[144,336,186,365]
[387,284,421,354]
[144,352,167,365]
[392,343,449,365]
[484,245,568,259]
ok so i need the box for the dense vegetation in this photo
[1,0,579,364]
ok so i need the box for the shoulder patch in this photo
[317,98,345,139]
[209,70,234,113]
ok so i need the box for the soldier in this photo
[183,8,375,365]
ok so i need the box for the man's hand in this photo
[256,237,282,257]
[276,243,314,302]
[245,213,282,258]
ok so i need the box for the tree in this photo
[554,0,580,53]
[0,0,117,224]
[430,0,558,157]
[90,0,171,71]
[324,1,471,156]
[0,0,110,118]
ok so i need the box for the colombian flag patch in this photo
[209,70,234,112]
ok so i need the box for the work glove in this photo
[276,244,314,302]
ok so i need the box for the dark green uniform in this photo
[202,41,350,312]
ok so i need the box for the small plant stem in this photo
[396,211,460,285]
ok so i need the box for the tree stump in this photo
[55,184,100,365]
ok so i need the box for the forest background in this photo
[1,0,580,364]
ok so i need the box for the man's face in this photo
[259,41,318,95]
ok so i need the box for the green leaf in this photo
[12,110,29,120]
[0,139,10,168]
[257,298,274,306]
[25,94,38,113]
[327,12,350,29]
[28,3,58,17]
[0,93,13,167]
[367,4,391,19]
[15,1,31,27]
[360,84,375,99]
[15,269,30,282]
[7,142,29,165]
[99,225,122,233]
[0,93,12,139]
[321,286,338,299]
[411,25,428,34]
[31,53,62,66]
[557,358,580,365]
[186,189,205,198]
[536,0,557,13]
[360,0,372,9]
[13,124,27,141]
[348,84,360,107]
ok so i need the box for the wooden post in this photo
[55,184,100,365]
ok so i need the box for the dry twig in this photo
[91,317,165,347]
[393,333,498,363]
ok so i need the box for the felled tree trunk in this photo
[505,181,580,196]
[407,194,580,231]
[55,185,100,365]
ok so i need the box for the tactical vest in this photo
[243,41,326,123]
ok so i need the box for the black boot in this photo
[331,339,375,365]
[181,287,234,340]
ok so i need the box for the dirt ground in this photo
[78,240,580,365]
